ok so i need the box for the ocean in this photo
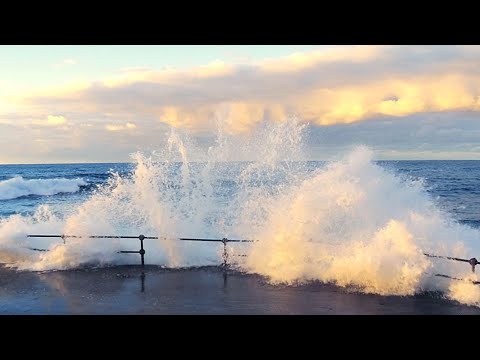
[2,160,480,228]
[2,122,480,312]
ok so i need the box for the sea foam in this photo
[0,176,87,200]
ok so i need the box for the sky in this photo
[1,45,480,163]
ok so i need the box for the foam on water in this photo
[0,119,479,306]
[0,177,86,200]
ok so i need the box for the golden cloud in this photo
[105,122,137,131]
[14,45,480,134]
[29,115,68,127]
[259,45,383,73]
[46,115,67,125]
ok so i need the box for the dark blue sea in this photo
[0,161,479,228]
[0,163,132,218]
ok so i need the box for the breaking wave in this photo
[1,119,480,306]
[0,177,87,200]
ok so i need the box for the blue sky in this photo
[1,45,480,163]
[0,45,323,91]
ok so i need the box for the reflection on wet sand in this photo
[1,265,480,314]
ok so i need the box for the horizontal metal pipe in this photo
[27,235,255,242]
[23,236,478,260]
[435,273,480,285]
[26,247,49,252]
[27,235,64,238]
[179,238,254,243]
[424,253,471,263]
[27,235,157,239]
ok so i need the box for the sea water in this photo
[1,120,480,306]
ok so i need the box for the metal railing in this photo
[25,234,480,284]
[424,252,479,273]
[26,234,255,267]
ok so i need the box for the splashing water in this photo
[0,177,86,200]
[1,118,480,306]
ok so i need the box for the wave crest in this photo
[0,176,87,200]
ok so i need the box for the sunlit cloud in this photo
[30,115,68,127]
[105,122,137,131]
[20,45,480,135]
[258,45,383,73]
[2,45,480,162]
[46,115,67,125]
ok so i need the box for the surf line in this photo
[26,234,256,267]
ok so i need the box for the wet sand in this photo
[0,265,479,314]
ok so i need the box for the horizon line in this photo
[2,159,480,166]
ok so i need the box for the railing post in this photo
[222,238,228,268]
[469,258,478,273]
[139,235,145,266]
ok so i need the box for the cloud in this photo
[22,45,480,135]
[304,111,480,160]
[0,118,153,163]
[3,45,480,162]
[46,115,67,126]
[258,45,382,73]
[29,115,68,127]
[120,66,151,73]
[105,122,137,131]
[63,59,77,65]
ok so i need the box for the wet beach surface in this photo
[0,265,479,314]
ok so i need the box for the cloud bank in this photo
[2,45,480,162]
[22,45,480,134]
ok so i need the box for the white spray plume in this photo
[0,118,479,306]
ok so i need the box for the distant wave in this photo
[0,176,87,200]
